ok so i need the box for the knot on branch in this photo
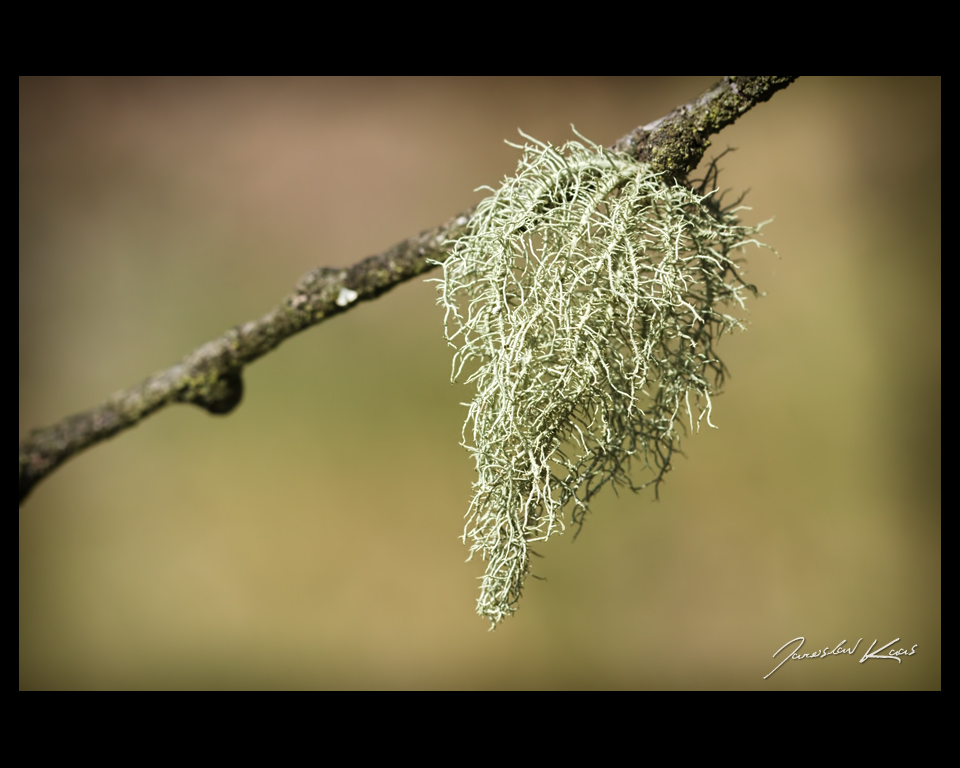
[179,368,244,414]
[175,337,245,415]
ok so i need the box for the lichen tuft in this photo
[435,130,767,625]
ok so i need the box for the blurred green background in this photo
[19,77,940,689]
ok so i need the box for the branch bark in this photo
[19,76,797,505]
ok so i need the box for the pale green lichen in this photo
[435,130,767,626]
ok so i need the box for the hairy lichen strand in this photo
[436,131,767,625]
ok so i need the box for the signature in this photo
[764,637,918,679]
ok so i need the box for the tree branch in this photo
[18,76,796,505]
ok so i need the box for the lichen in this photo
[435,130,768,625]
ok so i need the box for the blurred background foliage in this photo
[19,77,940,689]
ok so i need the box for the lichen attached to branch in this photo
[436,130,768,625]
[20,77,795,507]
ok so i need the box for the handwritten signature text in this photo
[764,636,918,679]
